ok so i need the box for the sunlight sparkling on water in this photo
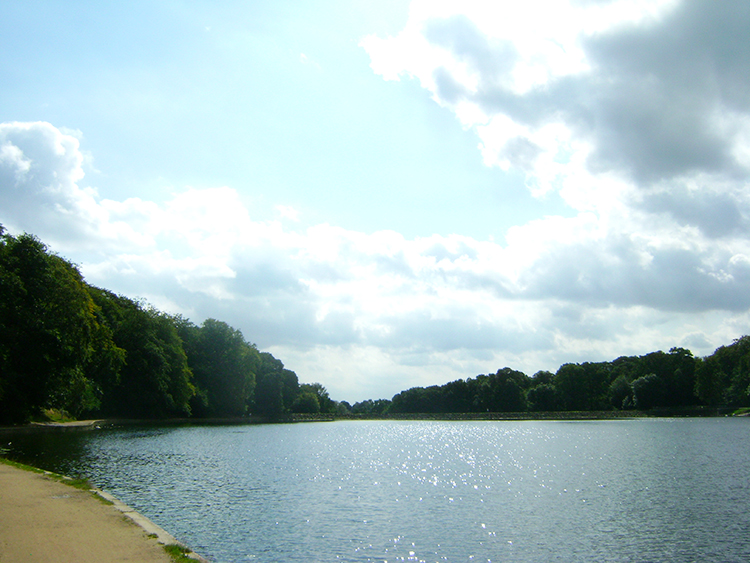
[5,418,750,563]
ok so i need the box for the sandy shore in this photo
[0,461,205,562]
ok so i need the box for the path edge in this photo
[92,488,209,562]
[1,457,209,563]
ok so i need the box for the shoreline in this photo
[0,408,743,562]
[0,406,740,434]
[0,457,208,563]
[293,405,737,422]
[91,488,207,562]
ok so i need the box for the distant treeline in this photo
[2,228,749,424]
[357,340,750,416]
[0,228,335,424]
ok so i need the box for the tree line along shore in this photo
[1,226,749,425]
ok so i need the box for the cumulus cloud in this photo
[365,0,750,187]
[0,49,750,401]
[359,0,750,359]
[0,121,156,253]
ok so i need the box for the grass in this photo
[92,491,115,505]
[0,456,47,475]
[54,472,92,491]
[163,543,199,563]
[0,455,111,505]
[37,408,76,423]
[0,456,92,490]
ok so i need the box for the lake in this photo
[3,418,749,562]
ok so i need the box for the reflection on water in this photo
[3,418,749,562]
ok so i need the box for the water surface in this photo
[4,418,749,562]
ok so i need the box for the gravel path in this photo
[0,461,184,563]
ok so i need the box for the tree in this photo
[0,228,315,422]
[335,400,352,414]
[608,374,633,409]
[694,356,725,405]
[695,337,750,406]
[526,371,557,412]
[95,296,195,418]
[291,392,320,413]
[725,364,750,407]
[554,364,588,411]
[530,370,555,386]
[632,373,666,410]
[351,399,391,414]
[527,384,557,411]
[721,337,750,407]
[253,373,284,417]
[554,362,611,411]
[666,347,698,406]
[638,349,697,407]
[300,382,335,413]
[251,352,300,417]
[0,232,123,422]
[178,318,258,417]
[390,386,444,413]
[442,379,472,413]
[488,368,529,412]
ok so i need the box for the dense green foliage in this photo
[0,229,334,424]
[89,289,195,419]
[385,344,749,414]
[2,227,749,423]
[0,230,124,422]
[176,317,259,417]
[350,399,391,415]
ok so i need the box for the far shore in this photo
[0,405,740,434]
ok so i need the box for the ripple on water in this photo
[5,418,750,563]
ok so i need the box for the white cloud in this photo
[0,141,32,181]
[0,121,153,254]
[362,0,750,218]
[5,4,750,405]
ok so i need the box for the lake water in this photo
[3,418,749,562]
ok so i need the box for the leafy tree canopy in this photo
[0,228,307,423]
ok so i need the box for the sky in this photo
[2,0,750,403]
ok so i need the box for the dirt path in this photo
[0,462,184,563]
